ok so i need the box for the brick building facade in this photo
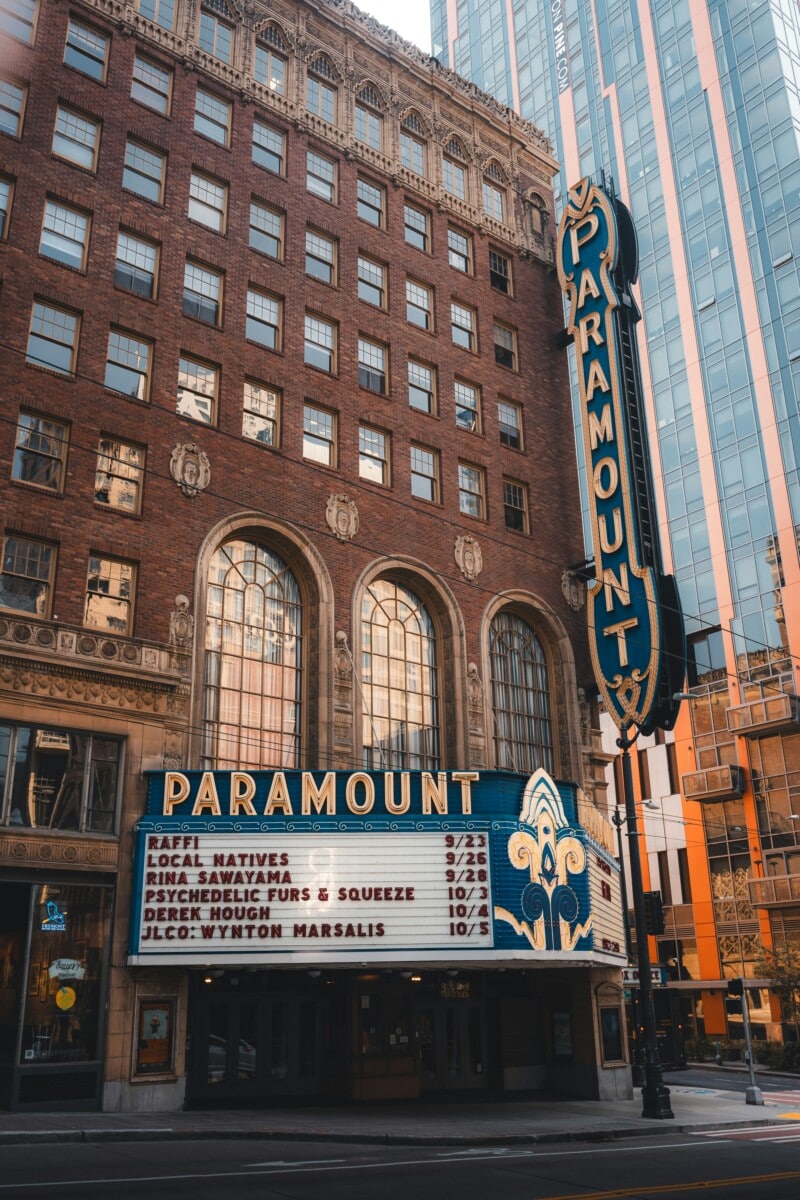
[0,0,623,1112]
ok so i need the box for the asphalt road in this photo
[3,1129,800,1200]
[663,1065,800,1094]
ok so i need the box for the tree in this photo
[755,943,800,1037]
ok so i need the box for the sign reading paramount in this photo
[128,768,625,968]
[557,179,684,731]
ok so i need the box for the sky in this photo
[355,0,433,54]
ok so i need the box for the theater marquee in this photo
[128,768,625,968]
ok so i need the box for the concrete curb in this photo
[0,1116,789,1147]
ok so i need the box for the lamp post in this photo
[618,721,674,1119]
[611,803,644,1085]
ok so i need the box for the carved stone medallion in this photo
[326,494,359,542]
[169,595,194,649]
[561,569,586,612]
[454,535,483,581]
[170,443,210,498]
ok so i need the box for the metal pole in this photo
[612,806,643,1085]
[740,981,764,1106]
[618,722,674,1119]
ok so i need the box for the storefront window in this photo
[0,725,121,833]
[600,1006,624,1062]
[21,884,111,1065]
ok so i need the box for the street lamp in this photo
[617,721,674,1119]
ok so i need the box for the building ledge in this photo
[748,873,800,909]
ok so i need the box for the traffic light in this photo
[726,977,744,1015]
[643,890,665,935]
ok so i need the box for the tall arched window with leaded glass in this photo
[203,539,302,769]
[489,611,553,774]
[360,579,439,770]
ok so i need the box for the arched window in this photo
[355,83,382,150]
[400,111,427,176]
[307,53,337,122]
[443,137,467,200]
[361,578,439,769]
[255,23,286,94]
[489,611,553,774]
[202,539,302,770]
[483,160,506,221]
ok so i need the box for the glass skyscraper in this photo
[432,0,800,1047]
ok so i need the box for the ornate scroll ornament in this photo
[454,535,483,581]
[326,494,359,542]
[495,768,592,953]
[561,569,585,611]
[170,443,210,498]
[169,595,194,649]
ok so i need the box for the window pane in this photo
[95,437,144,513]
[13,413,68,492]
[85,556,134,634]
[40,200,88,269]
[0,536,53,615]
[115,231,157,297]
[27,302,77,374]
[242,381,279,447]
[65,20,108,81]
[194,88,230,144]
[132,55,171,113]
[123,140,163,201]
[253,120,285,174]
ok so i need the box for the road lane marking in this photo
[532,1170,800,1200]
[0,1143,729,1191]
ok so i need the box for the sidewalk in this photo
[1,1083,799,1147]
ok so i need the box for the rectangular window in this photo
[455,380,480,431]
[12,412,69,493]
[242,380,279,447]
[408,359,435,414]
[177,355,217,424]
[40,199,90,270]
[0,534,54,616]
[498,399,522,449]
[246,288,281,350]
[304,313,335,373]
[355,103,381,150]
[657,850,673,906]
[194,87,230,145]
[189,171,227,232]
[448,227,471,273]
[0,175,11,237]
[503,478,528,532]
[305,229,336,284]
[303,403,336,466]
[307,150,336,202]
[123,139,164,202]
[406,279,432,330]
[400,131,425,175]
[404,202,429,251]
[357,256,385,307]
[64,19,108,81]
[666,740,679,795]
[183,260,222,325]
[138,0,174,28]
[115,230,157,298]
[94,437,144,514]
[132,55,172,114]
[410,444,439,503]
[307,75,336,123]
[199,10,232,64]
[253,118,285,174]
[677,847,692,904]
[1,0,36,43]
[357,177,384,226]
[254,43,285,93]
[458,463,486,519]
[0,728,122,833]
[85,555,135,634]
[0,74,25,137]
[105,328,151,400]
[483,179,505,221]
[362,336,388,396]
[451,302,475,350]
[489,248,512,294]
[494,321,517,370]
[443,157,465,199]
[53,106,99,170]
[359,425,389,485]
[638,749,652,799]
[27,301,79,375]
[358,338,387,394]
[249,199,282,259]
